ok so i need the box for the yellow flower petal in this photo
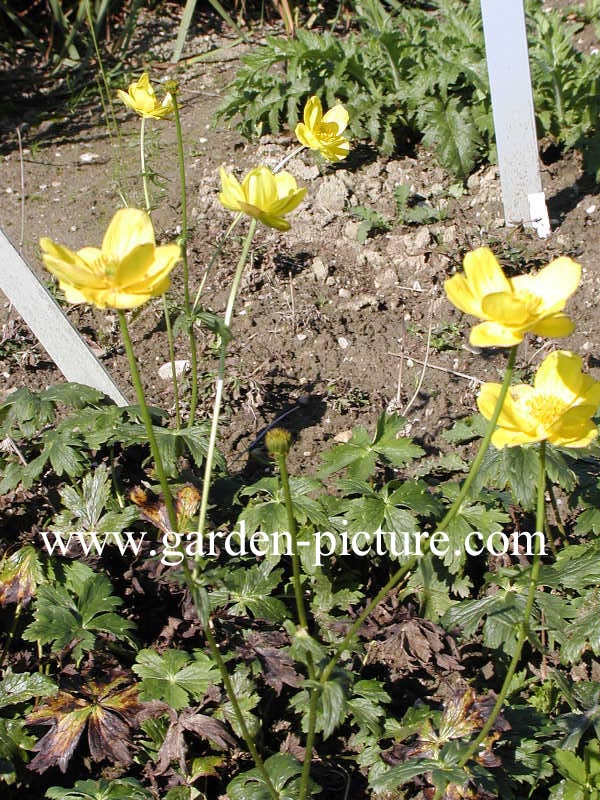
[528,314,575,339]
[126,244,181,289]
[322,104,349,133]
[469,321,524,348]
[547,408,598,447]
[511,257,581,314]
[40,239,104,289]
[303,96,323,130]
[463,248,511,299]
[480,292,531,326]
[491,427,541,448]
[102,208,154,263]
[294,123,318,150]
[444,273,483,317]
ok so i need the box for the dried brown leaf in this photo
[26,675,143,773]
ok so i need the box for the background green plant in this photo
[217,0,600,177]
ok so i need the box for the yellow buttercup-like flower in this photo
[295,96,350,162]
[478,350,600,449]
[218,166,306,231]
[444,247,581,347]
[40,208,181,309]
[116,73,175,119]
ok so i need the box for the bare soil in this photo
[1,4,599,482]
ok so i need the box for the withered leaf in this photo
[27,694,90,773]
[130,485,201,535]
[26,676,142,773]
[240,632,301,694]
[367,617,462,675]
[0,545,44,606]
[156,708,235,775]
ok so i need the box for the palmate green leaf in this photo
[371,758,447,792]
[554,751,587,785]
[290,669,353,739]
[347,679,390,735]
[404,552,457,620]
[337,478,441,537]
[209,562,288,622]
[0,717,36,779]
[444,499,510,574]
[23,563,135,665]
[45,777,153,800]
[575,507,600,535]
[540,542,600,590]
[0,671,56,711]
[473,444,539,510]
[442,414,487,444]
[318,413,423,480]
[133,649,218,711]
[442,580,533,656]
[214,665,260,739]
[0,387,55,439]
[237,476,330,537]
[40,383,106,410]
[228,753,319,800]
[310,573,364,615]
[560,589,600,665]
[42,429,88,477]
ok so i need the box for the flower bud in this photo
[265,427,292,457]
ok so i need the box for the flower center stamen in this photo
[526,393,570,429]
[515,289,542,315]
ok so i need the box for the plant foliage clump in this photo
[217,0,600,177]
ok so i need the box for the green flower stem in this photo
[140,117,151,214]
[178,532,277,796]
[300,670,319,800]
[274,144,306,173]
[0,602,21,671]
[438,439,546,793]
[171,92,200,426]
[319,345,518,686]
[194,219,258,568]
[202,620,280,800]
[276,451,311,635]
[139,115,182,427]
[118,310,178,531]
[163,294,182,429]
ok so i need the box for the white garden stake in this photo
[481,0,551,238]
[0,228,128,406]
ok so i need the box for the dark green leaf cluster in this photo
[217,0,600,177]
[0,384,218,494]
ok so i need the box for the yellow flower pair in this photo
[445,248,599,449]
[218,95,350,230]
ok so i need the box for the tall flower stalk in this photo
[169,83,200,426]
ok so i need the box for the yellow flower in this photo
[295,96,350,162]
[477,350,600,449]
[218,166,306,231]
[116,73,175,119]
[40,208,181,309]
[444,247,581,347]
